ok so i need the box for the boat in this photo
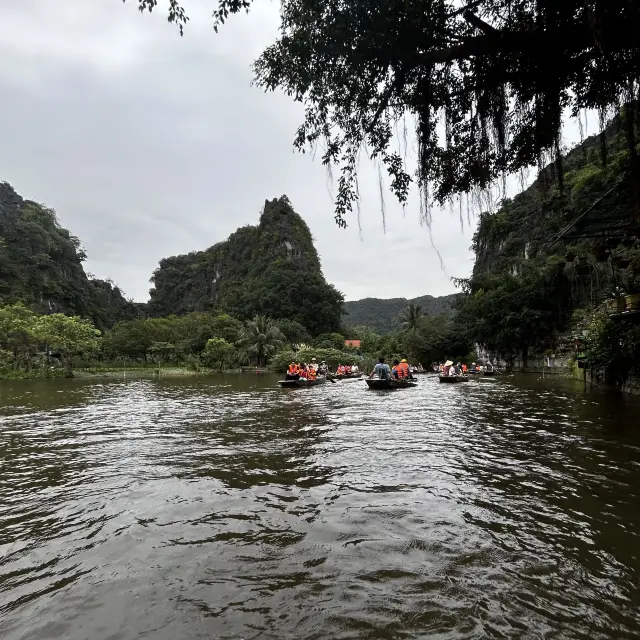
[365,378,418,390]
[483,370,498,376]
[278,376,327,388]
[332,372,363,380]
[438,375,470,383]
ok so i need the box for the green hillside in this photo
[148,196,344,335]
[343,293,458,334]
[0,182,138,330]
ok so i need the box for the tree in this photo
[0,303,38,369]
[103,318,157,360]
[34,314,101,376]
[276,318,311,346]
[403,314,471,364]
[128,0,640,226]
[400,303,424,333]
[455,260,570,370]
[236,315,286,366]
[313,332,345,350]
[202,337,237,372]
[148,341,176,365]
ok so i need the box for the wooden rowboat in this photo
[438,375,470,383]
[365,378,418,390]
[332,372,363,380]
[278,376,326,388]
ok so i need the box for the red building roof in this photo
[344,339,361,348]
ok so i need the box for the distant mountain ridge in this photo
[343,293,458,334]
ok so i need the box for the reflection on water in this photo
[1,374,639,639]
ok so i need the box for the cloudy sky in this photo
[0,0,588,303]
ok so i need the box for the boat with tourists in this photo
[331,372,363,380]
[438,374,470,383]
[279,375,327,388]
[365,378,418,390]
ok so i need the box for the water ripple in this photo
[1,375,639,639]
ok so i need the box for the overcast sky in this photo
[0,0,589,303]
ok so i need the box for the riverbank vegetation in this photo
[452,113,640,383]
[0,298,473,378]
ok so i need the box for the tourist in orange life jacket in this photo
[307,366,317,380]
[397,359,411,379]
[286,362,299,380]
[391,359,401,379]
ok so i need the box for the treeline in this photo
[0,300,474,378]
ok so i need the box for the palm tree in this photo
[400,303,424,332]
[236,315,286,367]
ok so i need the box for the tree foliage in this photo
[128,0,640,226]
[0,303,101,375]
[202,337,237,371]
[455,260,571,368]
[400,303,424,332]
[236,315,286,366]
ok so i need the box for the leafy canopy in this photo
[127,0,640,226]
[236,315,286,366]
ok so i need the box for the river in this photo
[0,373,639,639]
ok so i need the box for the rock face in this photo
[0,182,137,330]
[471,114,633,279]
[148,196,344,334]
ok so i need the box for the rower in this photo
[369,357,391,380]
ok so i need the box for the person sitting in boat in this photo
[344,365,352,374]
[319,360,328,375]
[370,357,391,379]
[307,366,317,380]
[397,359,411,379]
[461,363,468,373]
[298,364,308,379]
[310,358,319,373]
[391,359,401,378]
[351,363,359,374]
[286,362,300,380]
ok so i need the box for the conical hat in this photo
[444,360,453,367]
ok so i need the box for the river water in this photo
[1,373,639,639]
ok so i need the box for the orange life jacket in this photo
[397,362,410,378]
[288,364,298,375]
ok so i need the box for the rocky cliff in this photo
[148,196,344,335]
[0,182,138,330]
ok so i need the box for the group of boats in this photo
[278,362,500,390]
[278,370,498,389]
[437,370,499,383]
[278,372,418,390]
